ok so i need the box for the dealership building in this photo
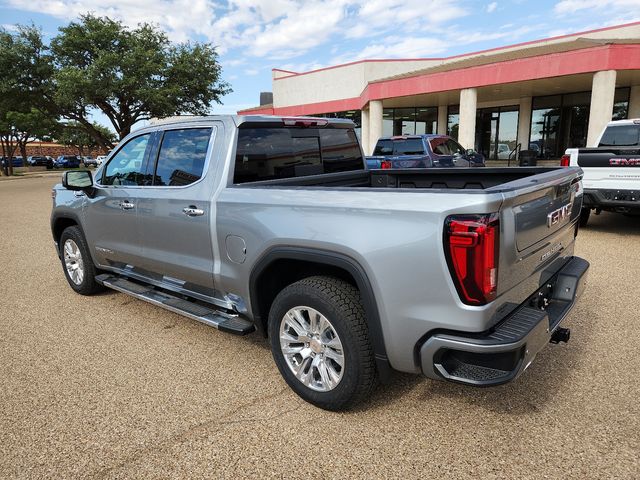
[239,22,640,160]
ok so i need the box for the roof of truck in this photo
[606,118,640,126]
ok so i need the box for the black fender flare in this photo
[249,246,393,381]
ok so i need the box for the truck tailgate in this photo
[576,148,640,190]
[493,167,583,297]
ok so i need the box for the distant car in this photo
[0,156,25,168]
[366,134,485,169]
[96,155,107,166]
[54,155,82,169]
[27,156,54,167]
[496,143,513,160]
[83,156,98,167]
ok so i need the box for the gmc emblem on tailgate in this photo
[610,158,640,166]
[547,203,572,227]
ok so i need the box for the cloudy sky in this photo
[1,0,639,115]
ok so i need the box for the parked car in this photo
[366,134,485,169]
[54,155,82,169]
[52,115,588,410]
[1,156,25,168]
[496,143,513,160]
[562,118,640,226]
[27,156,55,168]
[83,156,98,167]
[95,155,107,166]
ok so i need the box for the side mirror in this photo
[62,170,93,191]
[466,149,476,156]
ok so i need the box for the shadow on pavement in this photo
[584,211,640,235]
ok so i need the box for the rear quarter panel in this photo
[216,186,512,373]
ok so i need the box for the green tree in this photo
[0,25,57,174]
[50,14,231,148]
[55,121,116,155]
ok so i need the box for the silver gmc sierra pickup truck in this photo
[51,115,589,410]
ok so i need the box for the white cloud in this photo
[6,0,218,43]
[486,2,498,13]
[554,0,640,14]
[333,36,449,63]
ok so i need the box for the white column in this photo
[437,105,448,135]
[458,88,477,150]
[628,85,640,119]
[517,96,532,150]
[369,100,383,156]
[587,70,617,147]
[360,107,369,155]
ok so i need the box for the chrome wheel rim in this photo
[279,306,345,392]
[63,239,84,285]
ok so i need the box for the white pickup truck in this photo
[563,119,640,226]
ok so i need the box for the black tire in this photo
[59,226,104,295]
[579,207,591,227]
[268,276,377,411]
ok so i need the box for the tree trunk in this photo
[19,144,28,168]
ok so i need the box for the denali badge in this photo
[547,203,572,227]
[541,243,563,261]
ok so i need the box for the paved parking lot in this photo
[1,176,639,478]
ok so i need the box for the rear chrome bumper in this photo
[419,256,589,386]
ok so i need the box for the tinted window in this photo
[447,139,465,155]
[598,125,640,146]
[373,140,393,155]
[153,128,211,186]
[430,137,452,155]
[393,138,424,155]
[103,134,151,186]
[234,127,362,183]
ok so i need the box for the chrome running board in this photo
[95,274,255,335]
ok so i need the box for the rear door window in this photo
[234,127,363,183]
[153,128,212,186]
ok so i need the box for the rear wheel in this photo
[579,207,591,227]
[59,226,104,295]
[268,276,376,411]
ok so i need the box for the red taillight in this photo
[560,154,570,167]
[380,160,392,169]
[444,214,499,306]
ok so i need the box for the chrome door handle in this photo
[183,206,204,217]
[121,201,135,210]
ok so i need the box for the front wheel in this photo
[268,276,377,411]
[59,226,104,295]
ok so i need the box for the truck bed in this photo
[234,167,577,192]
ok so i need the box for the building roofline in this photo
[272,21,640,81]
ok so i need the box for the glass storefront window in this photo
[529,88,630,158]
[382,109,394,137]
[416,107,438,135]
[394,108,416,135]
[380,107,438,136]
[447,105,459,140]
[475,106,519,161]
[613,87,630,121]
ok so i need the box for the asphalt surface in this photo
[1,176,638,479]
